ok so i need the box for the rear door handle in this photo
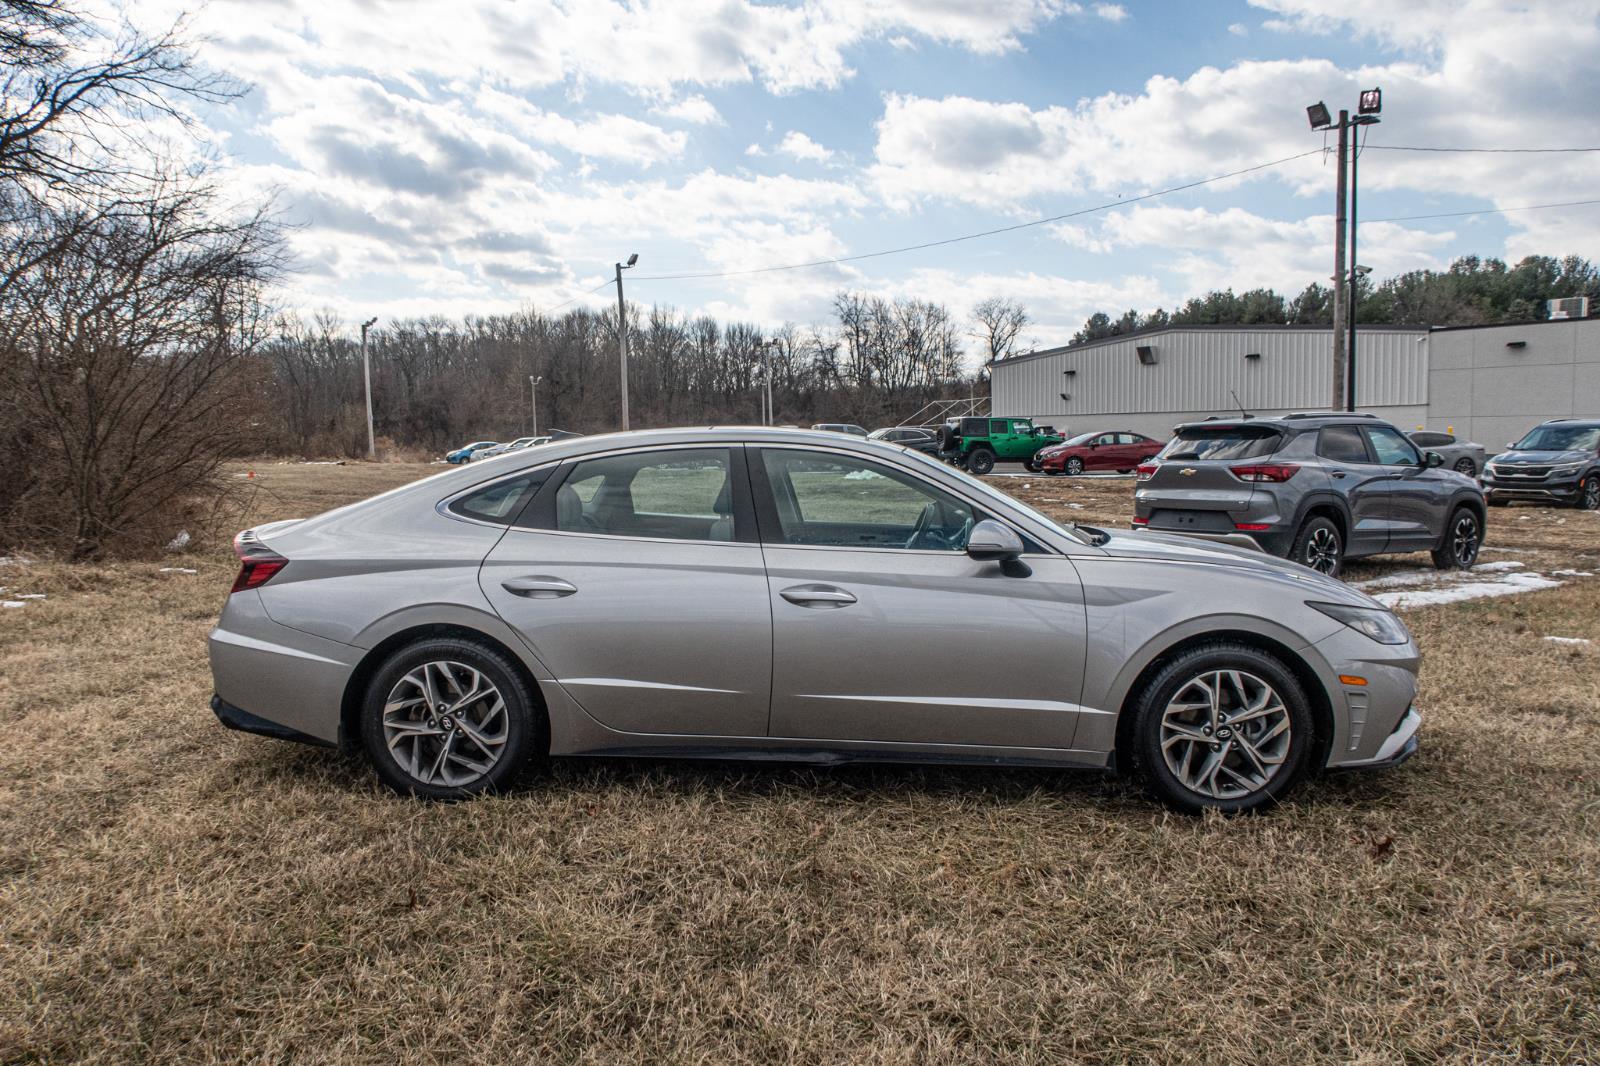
[501,575,578,598]
[779,584,857,608]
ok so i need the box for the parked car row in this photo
[447,431,587,464]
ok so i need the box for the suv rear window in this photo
[1159,425,1282,461]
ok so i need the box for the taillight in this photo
[1229,464,1300,483]
[1131,516,1149,525]
[1136,463,1158,481]
[1235,522,1273,531]
[231,530,288,593]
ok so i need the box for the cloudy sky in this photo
[135,0,1600,353]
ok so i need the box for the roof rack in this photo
[1282,411,1380,420]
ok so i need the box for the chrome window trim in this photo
[514,442,744,544]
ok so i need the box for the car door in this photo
[1081,433,1113,469]
[1315,425,1393,554]
[1365,424,1447,549]
[479,445,772,738]
[751,445,1090,750]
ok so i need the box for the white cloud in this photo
[650,94,724,125]
[1228,22,1249,36]
[776,131,835,163]
[1094,4,1128,21]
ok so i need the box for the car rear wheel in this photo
[1065,457,1084,475]
[1575,476,1599,510]
[1290,515,1343,577]
[360,638,542,799]
[1432,507,1481,570]
[1453,457,1477,476]
[1128,642,1313,814]
[965,447,995,475]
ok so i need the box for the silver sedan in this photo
[209,427,1421,812]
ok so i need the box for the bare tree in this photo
[0,178,283,557]
[971,296,1030,363]
[0,0,237,209]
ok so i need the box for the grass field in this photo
[2,460,1597,1063]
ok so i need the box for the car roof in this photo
[1173,412,1390,433]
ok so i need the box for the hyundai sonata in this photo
[209,427,1420,812]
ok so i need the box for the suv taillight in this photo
[230,531,288,593]
[1229,463,1300,483]
[1136,463,1158,481]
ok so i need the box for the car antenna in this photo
[1229,389,1252,420]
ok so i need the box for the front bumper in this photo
[1483,476,1582,503]
[1330,707,1421,771]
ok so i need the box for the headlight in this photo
[1548,461,1585,473]
[1308,601,1411,645]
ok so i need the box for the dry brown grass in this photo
[1,463,1597,1063]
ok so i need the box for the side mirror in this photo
[1423,450,1444,468]
[1507,442,1519,451]
[967,519,1024,562]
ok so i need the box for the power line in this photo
[1367,144,1600,154]
[541,279,614,313]
[629,149,1323,282]
[1366,197,1600,223]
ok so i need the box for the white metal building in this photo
[988,319,1600,444]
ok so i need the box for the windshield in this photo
[1159,425,1282,461]
[894,446,1095,546]
[1513,425,1600,452]
[1062,432,1098,446]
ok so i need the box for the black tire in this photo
[1126,641,1314,814]
[1488,497,1509,507]
[966,447,995,475]
[1065,457,1084,476]
[360,637,544,799]
[1431,506,1481,570]
[1574,474,1600,511]
[1024,456,1042,473]
[1453,457,1477,476]
[1290,515,1343,577]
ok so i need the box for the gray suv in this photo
[1133,413,1487,576]
[1482,419,1600,509]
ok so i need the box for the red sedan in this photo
[1037,430,1165,475]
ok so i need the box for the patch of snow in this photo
[1352,569,1447,591]
[159,567,197,574]
[1479,546,1529,554]
[1374,571,1563,610]
[1471,560,1526,572]
[2,601,23,609]
[15,593,44,600]
[1543,636,1591,646]
[843,468,883,481]
[1066,503,1085,510]
[1552,569,1594,577]
[165,530,191,552]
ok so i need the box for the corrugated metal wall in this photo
[991,327,1429,421]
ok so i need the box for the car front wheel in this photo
[1290,515,1343,577]
[1065,457,1084,475]
[360,638,543,799]
[1128,642,1313,814]
[1575,475,1599,510]
[1432,507,1481,570]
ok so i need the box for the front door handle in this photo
[1331,471,1348,479]
[502,575,578,598]
[779,584,857,608]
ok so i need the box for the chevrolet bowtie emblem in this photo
[1180,468,1197,476]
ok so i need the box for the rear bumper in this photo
[211,695,334,748]
[1131,524,1293,556]
[208,590,358,747]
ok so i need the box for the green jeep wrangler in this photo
[938,417,1064,475]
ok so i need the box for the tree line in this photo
[1064,255,1600,345]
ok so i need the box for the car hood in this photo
[1093,528,1380,606]
[1491,449,1592,465]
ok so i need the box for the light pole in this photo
[360,316,378,459]
[615,253,638,430]
[529,375,542,436]
[1308,88,1380,412]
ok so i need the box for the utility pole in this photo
[1332,110,1349,413]
[764,340,776,426]
[360,316,378,459]
[529,375,541,436]
[615,253,637,431]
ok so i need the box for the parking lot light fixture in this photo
[360,316,379,459]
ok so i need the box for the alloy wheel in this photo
[1451,513,1480,566]
[1583,478,1600,510]
[1303,526,1340,574]
[1160,670,1292,801]
[1066,458,1084,475]
[1453,458,1476,475]
[382,660,509,787]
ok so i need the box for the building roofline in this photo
[1426,317,1596,333]
[990,322,1428,367]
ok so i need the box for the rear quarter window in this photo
[446,470,549,524]
[1159,426,1283,461]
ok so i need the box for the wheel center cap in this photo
[440,715,455,730]
[1215,726,1233,740]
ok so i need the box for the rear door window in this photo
[1159,426,1282,461]
[1317,426,1371,463]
